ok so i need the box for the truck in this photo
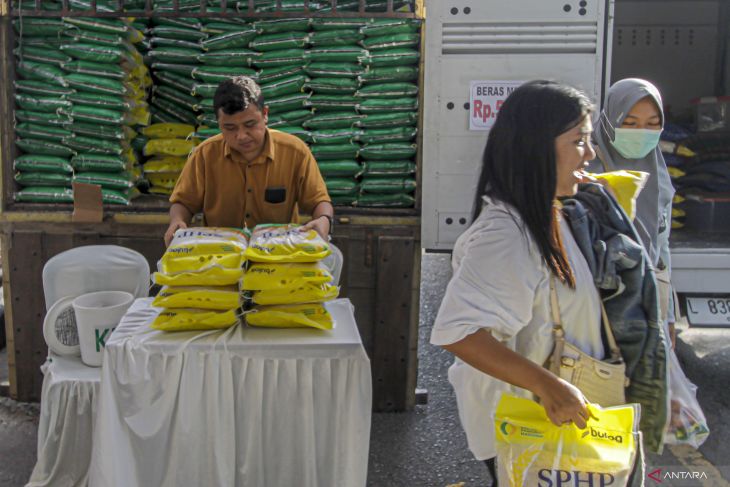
[421,0,730,328]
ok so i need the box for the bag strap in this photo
[549,276,623,363]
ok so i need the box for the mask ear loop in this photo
[599,111,617,142]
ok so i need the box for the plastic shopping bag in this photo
[242,262,333,290]
[245,303,333,330]
[495,394,640,487]
[592,170,649,221]
[244,223,331,263]
[665,349,710,448]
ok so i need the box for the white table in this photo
[89,298,372,487]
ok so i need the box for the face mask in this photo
[610,128,662,159]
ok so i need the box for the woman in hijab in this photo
[593,78,677,345]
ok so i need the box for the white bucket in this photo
[72,291,134,367]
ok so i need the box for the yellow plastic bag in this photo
[249,282,339,305]
[592,170,649,221]
[153,267,244,286]
[494,394,639,487]
[668,167,686,179]
[246,303,333,330]
[142,123,196,139]
[144,156,187,173]
[160,227,248,275]
[147,173,181,189]
[244,224,331,263]
[242,262,333,291]
[143,138,196,157]
[152,307,240,331]
[152,285,240,310]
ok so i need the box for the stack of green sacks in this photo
[12,13,151,205]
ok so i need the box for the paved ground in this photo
[1,253,729,487]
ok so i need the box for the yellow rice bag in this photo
[149,186,173,196]
[249,282,339,305]
[592,170,648,221]
[147,173,181,189]
[144,156,187,173]
[160,227,248,274]
[242,262,333,291]
[143,138,196,157]
[153,267,243,286]
[142,123,196,139]
[667,166,686,179]
[495,394,639,487]
[152,285,240,310]
[152,307,240,332]
[244,224,331,263]
[246,303,333,330]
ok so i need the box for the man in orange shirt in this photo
[165,76,333,246]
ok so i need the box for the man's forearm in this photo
[312,201,334,220]
[169,203,194,225]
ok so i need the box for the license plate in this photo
[685,297,730,326]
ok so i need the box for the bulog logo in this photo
[581,426,624,444]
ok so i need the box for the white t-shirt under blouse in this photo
[430,197,603,460]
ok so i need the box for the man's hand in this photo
[164,219,187,247]
[299,215,330,240]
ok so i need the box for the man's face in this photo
[218,104,269,161]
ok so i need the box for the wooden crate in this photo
[1,213,421,411]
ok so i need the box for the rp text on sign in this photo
[469,81,524,131]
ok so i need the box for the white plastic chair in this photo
[28,245,150,487]
[322,243,344,286]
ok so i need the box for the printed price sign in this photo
[469,80,524,131]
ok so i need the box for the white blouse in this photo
[430,197,603,460]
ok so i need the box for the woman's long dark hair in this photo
[472,80,593,287]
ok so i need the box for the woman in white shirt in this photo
[431,80,605,485]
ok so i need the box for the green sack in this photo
[305,77,359,95]
[157,71,198,93]
[67,92,131,110]
[317,160,363,177]
[357,111,418,128]
[14,186,74,203]
[360,18,421,37]
[274,126,312,143]
[62,60,127,80]
[195,98,215,112]
[191,83,218,98]
[198,49,261,66]
[150,63,197,77]
[149,47,202,65]
[358,126,417,144]
[191,65,258,83]
[257,65,306,84]
[14,18,66,36]
[15,110,72,127]
[360,176,416,193]
[253,49,307,68]
[151,110,179,125]
[311,143,359,160]
[154,17,202,30]
[356,82,418,98]
[309,95,359,112]
[15,123,73,143]
[62,17,130,35]
[15,45,72,66]
[303,111,364,130]
[196,112,218,127]
[13,80,76,97]
[325,177,359,196]
[310,18,370,31]
[155,85,198,112]
[16,60,69,87]
[72,154,127,172]
[202,28,258,51]
[201,21,246,34]
[307,46,368,63]
[358,66,418,85]
[305,62,363,79]
[356,192,415,207]
[309,29,364,47]
[267,110,314,127]
[15,36,65,49]
[261,75,308,99]
[152,98,199,126]
[65,73,127,96]
[360,33,419,51]
[253,17,311,34]
[192,127,221,139]
[131,135,149,153]
[331,194,357,206]
[74,171,133,189]
[149,26,208,42]
[16,138,76,157]
[14,155,73,174]
[360,48,420,67]
[360,143,417,160]
[63,135,125,155]
[149,36,203,51]
[60,43,125,64]
[59,105,126,126]
[357,97,418,113]
[15,171,73,187]
[266,93,311,115]
[101,188,132,205]
[249,32,309,52]
[362,160,416,176]
[63,28,125,47]
[68,122,133,141]
[310,128,363,145]
[14,93,71,113]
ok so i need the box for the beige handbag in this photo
[547,277,628,407]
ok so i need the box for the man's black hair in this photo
[213,75,265,117]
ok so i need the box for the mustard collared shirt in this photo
[170,129,331,230]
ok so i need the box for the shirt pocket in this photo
[264,186,287,204]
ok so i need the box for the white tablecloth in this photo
[89,298,372,487]
[27,355,100,487]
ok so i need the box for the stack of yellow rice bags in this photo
[141,123,197,196]
[243,223,338,330]
[151,227,247,331]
